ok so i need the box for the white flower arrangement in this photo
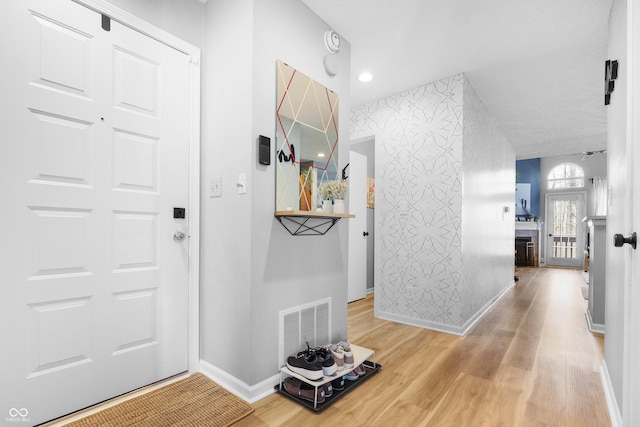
[319,179,348,200]
[319,181,332,200]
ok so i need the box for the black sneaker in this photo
[296,342,338,377]
[331,376,345,391]
[312,346,338,376]
[287,352,323,380]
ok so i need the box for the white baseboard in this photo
[585,310,605,334]
[459,280,516,335]
[375,279,516,336]
[199,360,279,404]
[375,310,466,335]
[600,360,622,427]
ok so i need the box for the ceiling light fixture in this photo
[358,72,373,82]
[317,152,325,158]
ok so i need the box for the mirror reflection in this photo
[276,60,339,212]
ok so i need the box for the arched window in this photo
[547,163,584,190]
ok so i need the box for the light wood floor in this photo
[236,267,610,427]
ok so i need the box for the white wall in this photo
[105,0,204,47]
[604,0,628,416]
[201,0,352,387]
[461,78,515,323]
[351,73,514,332]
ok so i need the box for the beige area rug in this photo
[65,373,254,427]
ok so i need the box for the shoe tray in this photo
[274,360,382,413]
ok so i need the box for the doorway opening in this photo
[545,192,586,268]
[349,137,375,302]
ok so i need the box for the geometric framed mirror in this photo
[275,60,340,212]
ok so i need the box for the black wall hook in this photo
[342,163,349,180]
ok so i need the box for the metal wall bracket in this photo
[276,215,341,236]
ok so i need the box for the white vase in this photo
[333,199,345,214]
[322,199,333,213]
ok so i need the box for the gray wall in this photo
[605,0,628,414]
[201,0,254,385]
[201,0,352,386]
[351,73,515,332]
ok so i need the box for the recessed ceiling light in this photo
[317,152,325,158]
[358,72,373,82]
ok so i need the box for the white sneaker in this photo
[328,344,345,369]
[337,341,354,369]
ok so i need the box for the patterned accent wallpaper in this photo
[351,73,514,331]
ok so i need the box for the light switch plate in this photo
[210,177,221,198]
[238,173,247,194]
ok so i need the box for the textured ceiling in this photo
[302,0,612,160]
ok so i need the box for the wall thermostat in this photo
[258,135,270,165]
[324,30,341,54]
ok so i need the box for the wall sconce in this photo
[605,59,619,105]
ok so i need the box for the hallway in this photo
[239,267,609,426]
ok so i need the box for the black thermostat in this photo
[259,135,271,165]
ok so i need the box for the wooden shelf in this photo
[274,211,354,236]
[274,210,355,219]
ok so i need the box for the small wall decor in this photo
[275,60,340,211]
[342,163,349,180]
[367,177,375,209]
[515,183,531,220]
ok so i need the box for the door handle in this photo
[613,232,637,249]
[173,230,187,241]
[363,231,369,237]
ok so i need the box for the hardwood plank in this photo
[425,373,492,426]
[504,335,540,371]
[373,399,433,427]
[464,334,513,380]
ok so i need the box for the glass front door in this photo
[546,193,585,268]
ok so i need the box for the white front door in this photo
[348,151,368,302]
[625,1,640,423]
[545,193,585,268]
[0,1,191,424]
